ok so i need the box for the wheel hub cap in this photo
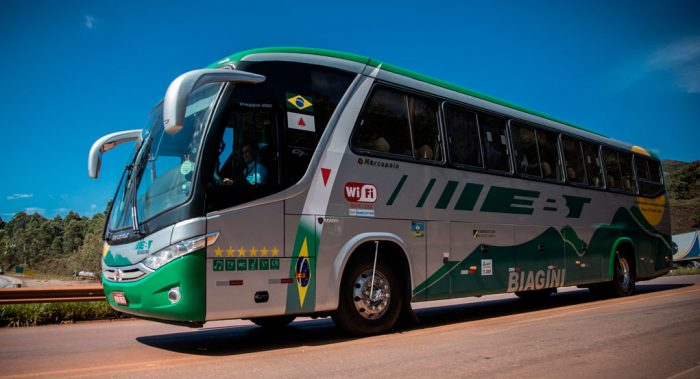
[618,257,630,290]
[352,269,391,320]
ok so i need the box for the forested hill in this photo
[663,160,700,234]
[0,211,105,276]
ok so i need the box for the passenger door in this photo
[205,202,286,320]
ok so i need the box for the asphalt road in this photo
[1,275,700,379]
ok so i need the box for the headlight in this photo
[143,233,218,270]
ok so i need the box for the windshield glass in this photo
[135,83,221,222]
[107,83,221,231]
[107,110,157,231]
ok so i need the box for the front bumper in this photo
[103,249,206,323]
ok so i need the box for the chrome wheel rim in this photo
[617,256,631,291]
[352,269,391,320]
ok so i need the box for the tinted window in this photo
[619,151,636,193]
[562,137,585,184]
[636,156,664,196]
[511,122,540,177]
[206,61,354,211]
[409,96,442,161]
[536,128,562,180]
[582,141,603,188]
[444,104,482,167]
[352,86,441,161]
[353,87,412,156]
[234,61,355,186]
[479,113,510,172]
[603,148,623,191]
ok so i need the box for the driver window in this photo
[215,109,278,188]
[207,102,280,211]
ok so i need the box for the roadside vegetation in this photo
[0,301,123,327]
[667,267,700,276]
[0,211,105,278]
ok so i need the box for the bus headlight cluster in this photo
[143,233,218,270]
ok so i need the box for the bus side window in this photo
[602,148,623,191]
[352,87,412,157]
[562,137,586,184]
[408,96,441,161]
[536,128,562,181]
[637,156,664,196]
[444,104,482,167]
[510,122,541,177]
[618,151,636,193]
[478,112,510,172]
[582,141,603,188]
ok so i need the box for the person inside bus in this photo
[216,144,267,186]
[417,144,434,160]
[241,144,267,185]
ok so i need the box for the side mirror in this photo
[162,69,265,135]
[88,130,142,179]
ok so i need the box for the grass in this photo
[0,301,124,327]
[667,266,700,276]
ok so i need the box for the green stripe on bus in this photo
[416,179,436,208]
[435,181,459,209]
[454,183,484,211]
[387,175,408,206]
[481,186,540,215]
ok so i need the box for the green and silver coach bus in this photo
[88,47,671,335]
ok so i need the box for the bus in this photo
[88,47,672,335]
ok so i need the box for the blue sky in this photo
[1,0,699,219]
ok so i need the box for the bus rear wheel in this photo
[332,259,403,336]
[249,315,296,329]
[592,252,635,297]
[610,253,635,296]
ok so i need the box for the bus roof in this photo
[209,47,656,158]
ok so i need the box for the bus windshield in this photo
[107,83,222,231]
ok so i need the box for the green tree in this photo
[669,161,700,199]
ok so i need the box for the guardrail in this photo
[0,286,105,304]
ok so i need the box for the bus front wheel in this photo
[332,259,403,336]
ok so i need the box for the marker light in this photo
[143,232,219,270]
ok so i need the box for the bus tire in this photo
[515,288,556,302]
[595,252,635,297]
[610,252,635,296]
[249,315,296,328]
[332,258,404,336]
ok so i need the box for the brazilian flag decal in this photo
[286,217,317,314]
[286,93,314,112]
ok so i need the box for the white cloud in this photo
[84,15,96,30]
[25,207,46,215]
[90,204,97,210]
[7,193,33,200]
[54,208,70,214]
[647,37,700,94]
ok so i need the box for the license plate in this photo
[113,291,128,305]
